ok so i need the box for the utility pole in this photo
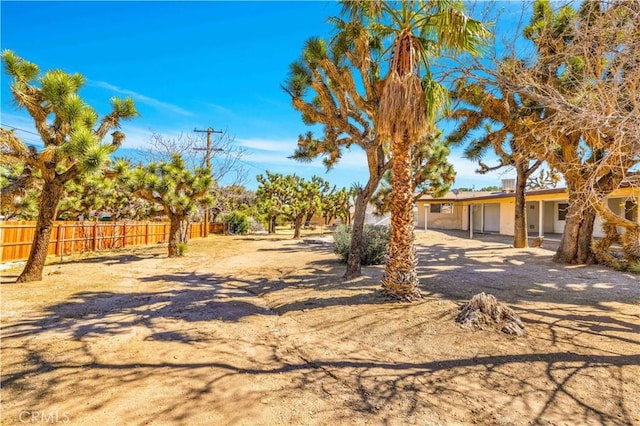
[193,127,223,169]
[194,127,223,237]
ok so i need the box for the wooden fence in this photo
[0,221,207,263]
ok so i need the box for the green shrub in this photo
[177,242,188,256]
[223,211,250,234]
[333,224,389,265]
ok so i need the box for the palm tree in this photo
[371,131,455,215]
[343,1,488,300]
[0,51,138,282]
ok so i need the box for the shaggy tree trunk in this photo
[345,146,387,279]
[168,215,185,257]
[293,216,303,239]
[513,167,528,248]
[17,179,64,283]
[304,211,314,228]
[345,189,369,279]
[554,190,596,264]
[381,130,421,301]
[592,198,640,265]
[180,219,190,244]
[268,216,276,234]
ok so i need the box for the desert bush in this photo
[333,224,389,265]
[223,211,250,234]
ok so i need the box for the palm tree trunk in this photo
[17,179,64,283]
[381,130,421,300]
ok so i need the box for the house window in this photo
[430,203,453,214]
[625,201,637,221]
[558,203,569,221]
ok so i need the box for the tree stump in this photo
[530,236,544,248]
[455,292,525,336]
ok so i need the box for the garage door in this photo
[484,203,500,232]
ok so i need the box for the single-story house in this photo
[416,184,639,239]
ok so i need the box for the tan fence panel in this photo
[1,220,206,263]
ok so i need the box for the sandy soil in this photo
[1,229,639,426]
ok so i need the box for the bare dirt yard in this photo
[1,230,639,425]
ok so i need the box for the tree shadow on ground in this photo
[2,231,639,425]
[412,239,639,307]
[3,337,638,425]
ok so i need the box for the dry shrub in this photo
[456,292,525,336]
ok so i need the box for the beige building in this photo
[416,187,639,239]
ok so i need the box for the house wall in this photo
[526,201,540,234]
[461,205,469,230]
[499,201,515,235]
[552,201,566,234]
[484,203,500,232]
[416,202,462,230]
[543,202,555,233]
[471,204,482,231]
[418,189,638,238]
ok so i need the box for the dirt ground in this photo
[1,229,639,426]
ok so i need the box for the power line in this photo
[0,123,40,136]
[236,158,269,172]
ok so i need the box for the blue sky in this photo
[1,1,526,191]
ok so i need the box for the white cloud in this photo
[89,80,193,116]
[448,155,521,189]
[236,137,297,153]
[335,148,369,169]
[116,124,156,149]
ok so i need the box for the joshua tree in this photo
[447,70,545,248]
[284,20,388,278]
[510,0,640,264]
[255,172,328,239]
[0,51,137,282]
[117,154,213,257]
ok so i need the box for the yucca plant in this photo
[117,154,214,257]
[0,51,138,282]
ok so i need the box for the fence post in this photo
[59,226,65,262]
[55,223,61,256]
[93,222,97,251]
[146,222,149,245]
[123,223,127,248]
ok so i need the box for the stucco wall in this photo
[500,201,515,236]
[417,202,462,230]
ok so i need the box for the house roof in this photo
[417,187,568,202]
[419,182,639,203]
